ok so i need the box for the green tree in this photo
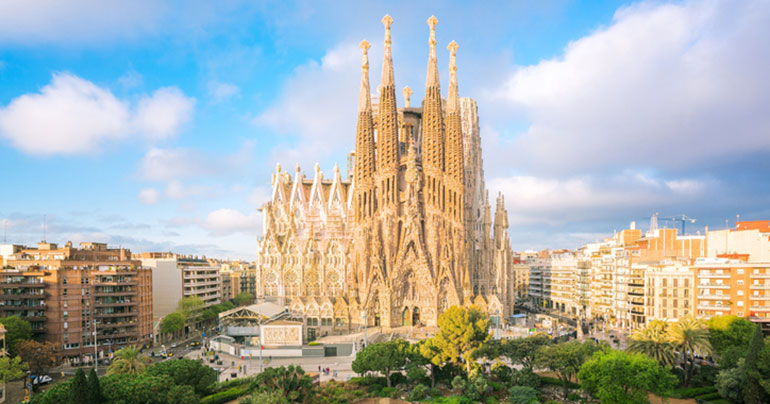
[351,339,409,387]
[497,335,550,370]
[0,316,32,355]
[414,338,443,387]
[232,292,254,306]
[579,350,677,404]
[708,315,755,368]
[177,296,205,327]
[16,339,57,375]
[145,358,216,396]
[239,390,290,404]
[86,367,103,404]
[716,360,745,404]
[627,321,676,367]
[107,345,148,376]
[666,316,712,386]
[743,324,769,404]
[536,340,603,399]
[160,312,185,335]
[70,368,88,404]
[432,305,491,373]
[251,365,313,403]
[0,355,27,399]
[100,373,199,404]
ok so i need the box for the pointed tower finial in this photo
[381,14,394,86]
[426,15,440,88]
[447,40,459,113]
[358,40,372,113]
[402,86,412,108]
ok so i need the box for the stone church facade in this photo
[255,16,515,335]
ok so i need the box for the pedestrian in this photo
[318,365,321,373]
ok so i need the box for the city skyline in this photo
[1,0,769,260]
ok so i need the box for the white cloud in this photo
[0,73,195,155]
[492,0,770,175]
[133,87,195,140]
[207,81,241,103]
[203,208,260,236]
[254,41,362,168]
[138,141,254,182]
[118,70,144,89]
[164,180,207,200]
[489,172,710,227]
[137,188,161,205]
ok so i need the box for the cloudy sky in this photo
[1,0,769,259]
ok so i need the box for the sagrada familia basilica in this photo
[255,15,515,334]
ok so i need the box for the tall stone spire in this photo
[445,39,464,221]
[381,14,394,87]
[377,14,400,208]
[422,15,445,213]
[354,39,376,221]
[358,40,372,113]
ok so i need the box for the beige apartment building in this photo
[511,262,530,299]
[643,263,694,323]
[2,242,152,362]
[138,253,221,326]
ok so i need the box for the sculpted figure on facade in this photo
[256,16,515,332]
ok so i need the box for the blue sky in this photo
[1,0,769,259]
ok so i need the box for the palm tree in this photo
[628,320,676,367]
[667,316,713,386]
[107,345,147,376]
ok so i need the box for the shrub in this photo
[146,358,217,396]
[511,368,541,389]
[426,396,475,404]
[464,373,490,401]
[377,386,399,398]
[507,386,540,404]
[308,341,322,346]
[451,375,466,391]
[429,387,442,397]
[539,376,579,389]
[491,362,513,381]
[30,380,71,404]
[200,387,249,404]
[690,365,719,387]
[695,392,722,401]
[485,397,499,404]
[407,383,430,401]
[488,380,504,392]
[389,371,407,386]
[671,385,717,398]
[566,392,581,401]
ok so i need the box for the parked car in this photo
[32,375,52,385]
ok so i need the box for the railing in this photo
[697,304,730,310]
[750,285,770,290]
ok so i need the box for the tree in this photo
[86,368,103,404]
[716,360,745,404]
[352,339,409,387]
[627,321,676,367]
[160,312,185,336]
[0,316,32,355]
[0,355,26,401]
[232,292,254,306]
[432,305,491,373]
[666,316,712,386]
[708,315,755,368]
[414,338,442,387]
[743,324,769,404]
[536,340,603,398]
[497,335,550,370]
[107,345,147,376]
[100,373,199,404]
[177,296,205,328]
[70,368,88,404]
[578,350,677,404]
[16,340,57,375]
[145,358,216,396]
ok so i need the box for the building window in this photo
[63,289,68,296]
[737,301,744,307]
[738,280,744,285]
[738,290,744,296]
[738,269,744,274]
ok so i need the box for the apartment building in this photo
[2,242,152,362]
[511,262,530,299]
[694,257,770,321]
[550,251,578,316]
[528,255,551,309]
[138,253,221,324]
[643,263,694,323]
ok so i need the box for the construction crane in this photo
[650,213,696,235]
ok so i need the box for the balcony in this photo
[697,304,730,311]
[97,321,138,329]
[749,274,770,279]
[698,273,730,279]
[95,311,138,318]
[97,332,136,340]
[0,304,47,311]
[698,294,729,300]
[749,296,770,301]
[750,285,770,290]
[95,290,135,297]
[698,284,729,289]
[749,306,770,312]
[95,301,137,307]
[0,292,47,299]
[93,281,137,286]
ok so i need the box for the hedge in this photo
[695,392,723,401]
[200,387,249,404]
[539,376,580,389]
